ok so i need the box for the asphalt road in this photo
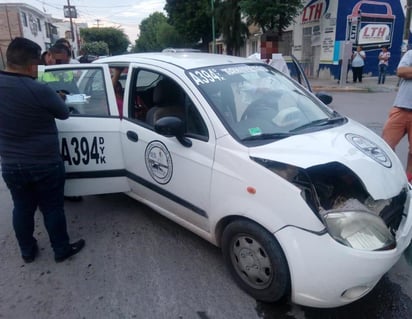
[0,90,411,319]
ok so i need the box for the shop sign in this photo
[346,1,395,49]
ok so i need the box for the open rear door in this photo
[40,64,130,196]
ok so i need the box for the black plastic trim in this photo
[65,169,208,218]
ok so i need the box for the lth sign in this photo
[346,0,395,50]
[301,0,329,24]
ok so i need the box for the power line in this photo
[23,0,64,13]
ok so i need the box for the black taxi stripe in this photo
[65,170,208,218]
[65,169,126,179]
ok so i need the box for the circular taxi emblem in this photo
[145,141,173,184]
[345,133,392,168]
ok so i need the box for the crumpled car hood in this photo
[249,119,406,199]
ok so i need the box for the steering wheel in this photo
[241,98,278,121]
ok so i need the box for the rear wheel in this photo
[221,220,290,302]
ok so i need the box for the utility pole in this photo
[67,0,74,41]
[211,0,216,53]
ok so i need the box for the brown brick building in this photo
[0,3,59,69]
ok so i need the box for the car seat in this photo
[145,78,185,126]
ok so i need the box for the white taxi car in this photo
[39,53,412,308]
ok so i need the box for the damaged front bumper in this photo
[275,186,412,307]
[253,157,412,307]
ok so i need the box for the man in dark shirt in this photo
[0,37,85,263]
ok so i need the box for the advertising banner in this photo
[346,1,395,50]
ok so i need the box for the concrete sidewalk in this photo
[311,75,399,93]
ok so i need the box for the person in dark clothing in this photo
[0,37,85,263]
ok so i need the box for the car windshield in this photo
[186,63,344,143]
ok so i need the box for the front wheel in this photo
[221,220,290,302]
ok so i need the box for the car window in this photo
[128,69,208,140]
[38,67,110,117]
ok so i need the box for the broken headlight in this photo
[324,211,395,251]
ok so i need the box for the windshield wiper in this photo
[241,132,292,142]
[290,116,346,133]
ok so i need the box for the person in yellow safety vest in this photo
[40,70,74,82]
[39,44,78,94]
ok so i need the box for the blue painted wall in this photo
[328,0,406,78]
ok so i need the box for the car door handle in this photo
[127,131,138,142]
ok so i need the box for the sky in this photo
[0,0,166,42]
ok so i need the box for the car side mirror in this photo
[315,92,333,105]
[154,116,192,147]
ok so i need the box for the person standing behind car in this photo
[351,46,366,83]
[382,49,412,181]
[0,37,85,263]
[378,46,390,84]
[41,44,80,94]
[54,38,80,64]
[50,43,72,65]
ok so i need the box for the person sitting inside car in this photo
[111,67,126,117]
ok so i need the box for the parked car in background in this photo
[77,54,98,63]
[77,55,110,63]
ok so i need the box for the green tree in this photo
[80,41,109,56]
[239,0,303,35]
[80,27,130,55]
[157,23,188,49]
[133,12,165,52]
[165,0,215,51]
[133,12,179,52]
[216,0,249,55]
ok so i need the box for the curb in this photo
[312,86,369,93]
[310,76,399,93]
[312,85,398,93]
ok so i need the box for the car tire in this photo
[221,219,290,302]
